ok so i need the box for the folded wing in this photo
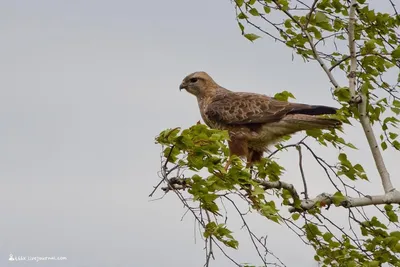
[205,92,337,125]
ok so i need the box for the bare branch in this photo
[289,190,400,212]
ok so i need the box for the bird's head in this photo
[179,71,218,97]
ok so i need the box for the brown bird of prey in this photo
[179,71,341,169]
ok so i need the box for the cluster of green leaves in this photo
[357,212,400,266]
[204,222,239,249]
[379,100,400,151]
[233,0,400,152]
[156,124,287,247]
[271,90,359,152]
[306,128,358,149]
[156,2,400,266]
[337,153,368,181]
[156,121,384,266]
[155,123,400,266]
[300,211,400,266]
[285,193,399,266]
[156,125,230,172]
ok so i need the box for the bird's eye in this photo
[189,78,198,83]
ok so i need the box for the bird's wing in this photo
[205,92,335,125]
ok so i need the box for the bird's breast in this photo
[198,99,222,129]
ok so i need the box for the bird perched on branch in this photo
[179,71,341,169]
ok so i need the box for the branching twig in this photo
[388,0,399,16]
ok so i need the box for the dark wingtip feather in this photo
[289,105,338,116]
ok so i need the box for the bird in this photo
[179,71,341,169]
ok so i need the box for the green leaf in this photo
[332,191,347,206]
[292,213,300,221]
[364,261,380,267]
[392,46,400,59]
[322,232,334,242]
[163,146,180,163]
[364,40,376,54]
[252,185,265,196]
[308,26,322,39]
[392,107,400,115]
[284,19,292,28]
[384,204,393,212]
[274,90,295,101]
[381,141,388,150]
[389,132,398,140]
[304,223,322,240]
[238,22,244,34]
[235,0,244,7]
[263,5,271,13]
[237,12,247,19]
[315,11,329,23]
[388,211,399,223]
[244,33,261,42]
[393,140,400,150]
[225,239,239,249]
[334,87,351,102]
[249,8,260,16]
[353,164,364,172]
[370,216,388,229]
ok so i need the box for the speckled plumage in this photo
[179,71,341,164]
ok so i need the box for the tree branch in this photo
[289,190,400,212]
[161,177,301,206]
[272,0,396,195]
[256,179,300,203]
[161,176,400,215]
[347,0,394,194]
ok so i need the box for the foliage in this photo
[153,0,400,266]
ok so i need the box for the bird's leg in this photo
[246,161,253,169]
[246,150,254,169]
[249,165,254,178]
[224,157,232,171]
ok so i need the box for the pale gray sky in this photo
[0,1,398,266]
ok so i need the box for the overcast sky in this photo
[1,1,398,266]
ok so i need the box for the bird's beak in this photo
[179,82,186,91]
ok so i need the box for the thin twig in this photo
[388,0,399,16]
[296,145,308,199]
[304,0,319,29]
[329,55,351,71]
[224,196,269,267]
[204,211,215,267]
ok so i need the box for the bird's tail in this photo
[282,114,342,130]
